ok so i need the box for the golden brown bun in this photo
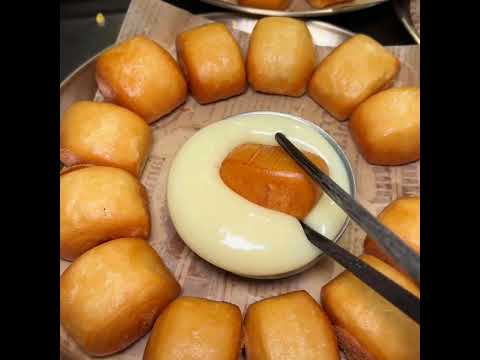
[60,238,181,356]
[244,290,340,360]
[247,17,316,97]
[308,34,400,121]
[143,297,242,360]
[321,255,420,360]
[96,36,187,123]
[60,101,152,177]
[349,87,420,165]
[238,0,290,10]
[176,23,246,104]
[364,197,420,274]
[60,166,150,260]
[220,143,329,219]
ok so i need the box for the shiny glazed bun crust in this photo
[247,17,317,97]
[349,87,420,165]
[176,23,246,104]
[96,36,187,123]
[321,255,420,360]
[143,297,242,360]
[220,143,329,219]
[308,34,400,121]
[244,290,340,360]
[364,196,420,273]
[60,165,150,261]
[60,101,152,177]
[60,238,181,356]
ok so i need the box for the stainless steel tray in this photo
[59,12,357,358]
[59,10,418,360]
[199,0,388,18]
[394,0,420,44]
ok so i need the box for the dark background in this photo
[60,0,416,82]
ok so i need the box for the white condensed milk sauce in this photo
[167,112,353,278]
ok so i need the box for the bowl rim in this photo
[213,110,357,279]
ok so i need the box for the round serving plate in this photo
[393,0,420,44]
[60,11,416,359]
[199,0,388,18]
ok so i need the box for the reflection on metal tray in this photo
[199,0,387,18]
[393,0,420,44]
[206,12,354,47]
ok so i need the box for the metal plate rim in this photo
[204,11,356,37]
[393,0,420,44]
[60,45,113,90]
[199,0,389,17]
